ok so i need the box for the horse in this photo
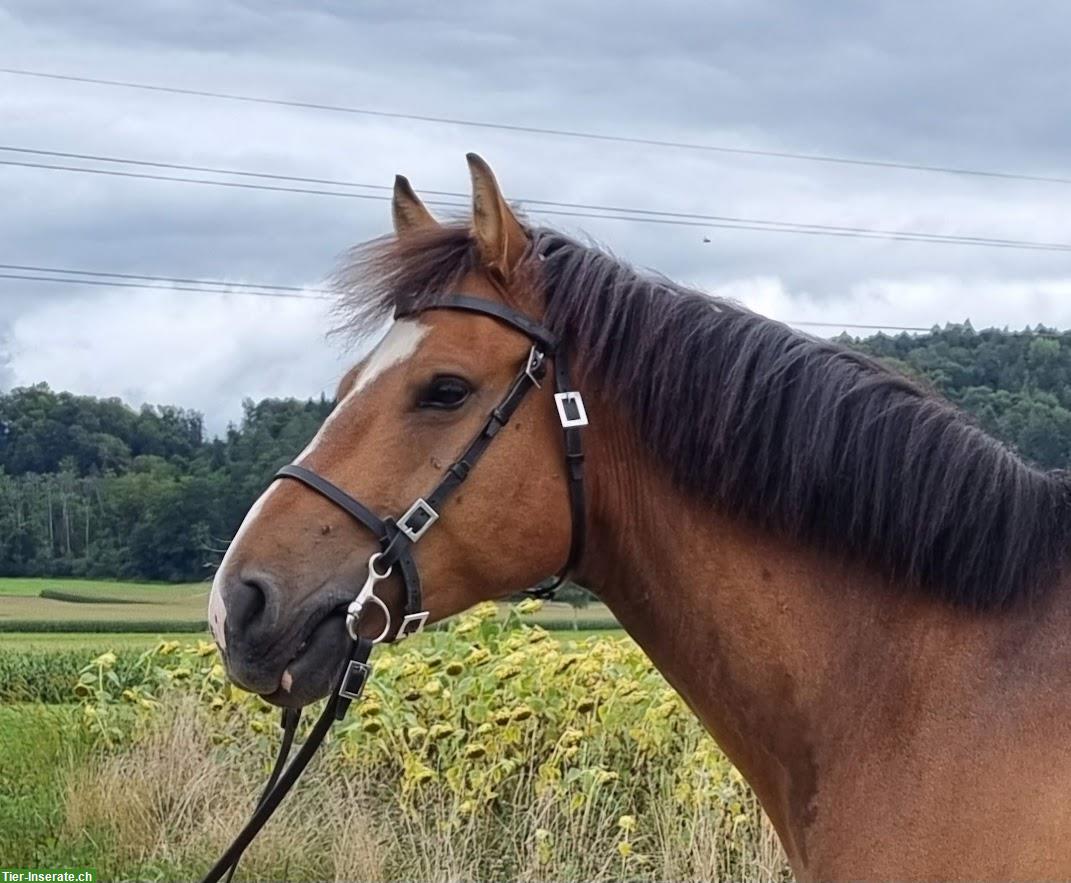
[208,154,1071,880]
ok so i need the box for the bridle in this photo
[200,293,588,883]
[279,293,587,647]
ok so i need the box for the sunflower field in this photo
[43,602,790,880]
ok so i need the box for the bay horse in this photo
[209,154,1071,880]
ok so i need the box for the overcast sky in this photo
[2,1,1069,434]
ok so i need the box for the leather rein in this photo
[200,293,588,883]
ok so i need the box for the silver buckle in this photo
[396,611,430,640]
[399,498,438,541]
[554,391,589,428]
[525,346,545,388]
[338,660,372,700]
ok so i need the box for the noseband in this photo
[201,294,588,883]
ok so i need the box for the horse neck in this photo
[578,400,1070,872]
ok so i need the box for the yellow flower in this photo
[423,679,443,696]
[362,718,383,734]
[618,815,636,832]
[510,705,534,722]
[91,651,117,668]
[471,601,498,621]
[453,617,480,636]
[616,840,633,858]
[428,723,455,741]
[515,597,543,615]
[195,640,217,657]
[407,764,435,785]
[576,698,596,713]
[458,800,476,815]
[535,828,553,864]
[492,709,513,726]
[555,656,579,674]
[493,665,521,681]
[406,726,428,743]
[466,648,491,665]
[445,661,464,676]
[464,742,487,759]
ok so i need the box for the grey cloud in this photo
[0,0,1068,429]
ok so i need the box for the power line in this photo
[0,262,331,294]
[4,155,1070,253]
[0,271,330,300]
[5,145,1069,251]
[793,320,932,332]
[2,266,1067,338]
[2,66,1068,187]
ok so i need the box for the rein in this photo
[200,294,588,883]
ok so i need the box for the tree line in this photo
[3,323,1071,583]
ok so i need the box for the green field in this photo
[0,577,618,634]
[0,577,206,598]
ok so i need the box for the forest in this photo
[3,323,1071,582]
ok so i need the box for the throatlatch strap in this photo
[557,347,587,577]
[526,346,587,599]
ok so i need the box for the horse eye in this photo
[418,376,472,410]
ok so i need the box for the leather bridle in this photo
[200,293,588,883]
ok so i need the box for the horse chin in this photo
[261,609,350,708]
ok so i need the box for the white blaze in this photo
[207,319,429,651]
[208,486,278,650]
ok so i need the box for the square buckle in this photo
[396,611,430,640]
[338,660,373,700]
[399,498,439,542]
[554,391,589,428]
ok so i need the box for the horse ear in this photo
[392,174,439,236]
[466,153,528,280]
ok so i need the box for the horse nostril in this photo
[227,573,275,634]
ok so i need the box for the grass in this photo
[0,704,97,868]
[0,577,205,598]
[32,679,787,881]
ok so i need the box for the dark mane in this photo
[336,224,1071,608]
